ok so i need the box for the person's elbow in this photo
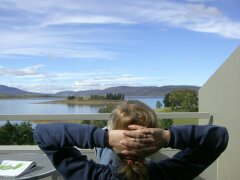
[215,126,229,153]
[33,124,48,149]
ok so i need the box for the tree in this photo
[121,94,125,100]
[90,94,93,99]
[15,122,34,145]
[158,119,173,129]
[105,93,124,100]
[156,101,162,109]
[67,96,76,100]
[0,121,16,144]
[182,91,198,112]
[163,93,170,107]
[166,90,198,112]
[169,90,183,110]
[78,96,83,100]
[156,106,173,129]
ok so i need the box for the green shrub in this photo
[98,105,115,113]
[91,120,108,128]
[158,119,173,129]
[0,121,34,145]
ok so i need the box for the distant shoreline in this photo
[38,99,125,105]
[0,95,58,99]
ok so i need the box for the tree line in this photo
[67,93,125,101]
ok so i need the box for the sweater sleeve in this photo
[34,123,113,180]
[150,125,228,180]
[34,123,106,150]
[168,125,228,151]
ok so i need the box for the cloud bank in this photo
[0,0,239,59]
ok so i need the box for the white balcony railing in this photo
[0,112,211,121]
[0,112,211,152]
[0,113,111,121]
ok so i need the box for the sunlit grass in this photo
[30,120,83,124]
[156,108,199,125]
[173,118,198,125]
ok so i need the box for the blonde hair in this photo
[108,100,159,180]
[108,100,159,130]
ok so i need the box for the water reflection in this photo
[0,98,101,114]
[66,104,101,113]
[0,96,163,115]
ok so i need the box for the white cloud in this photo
[186,4,221,16]
[1,1,239,34]
[41,15,135,27]
[0,65,43,76]
[14,83,70,94]
[74,74,151,90]
[0,0,239,59]
[185,0,217,2]
[0,29,119,59]
[130,1,240,39]
[1,64,168,93]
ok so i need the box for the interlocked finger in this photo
[121,146,158,158]
[132,136,151,143]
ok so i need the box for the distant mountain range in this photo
[0,85,38,95]
[0,84,200,97]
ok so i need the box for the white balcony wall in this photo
[199,46,240,180]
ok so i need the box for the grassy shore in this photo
[172,118,198,125]
[31,119,198,125]
[156,107,199,125]
[31,105,198,125]
[31,120,87,124]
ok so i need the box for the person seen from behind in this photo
[34,100,229,180]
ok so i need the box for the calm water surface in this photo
[0,98,100,114]
[0,97,163,125]
[0,97,163,115]
[126,96,163,109]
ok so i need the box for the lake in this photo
[0,97,163,126]
[0,97,163,115]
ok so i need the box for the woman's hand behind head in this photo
[120,125,170,159]
[107,128,156,160]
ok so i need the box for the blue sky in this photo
[0,0,239,93]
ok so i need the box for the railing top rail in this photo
[0,112,211,121]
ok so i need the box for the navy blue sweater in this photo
[34,124,228,180]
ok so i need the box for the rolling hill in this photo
[0,84,200,97]
[0,85,48,97]
[55,85,200,97]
